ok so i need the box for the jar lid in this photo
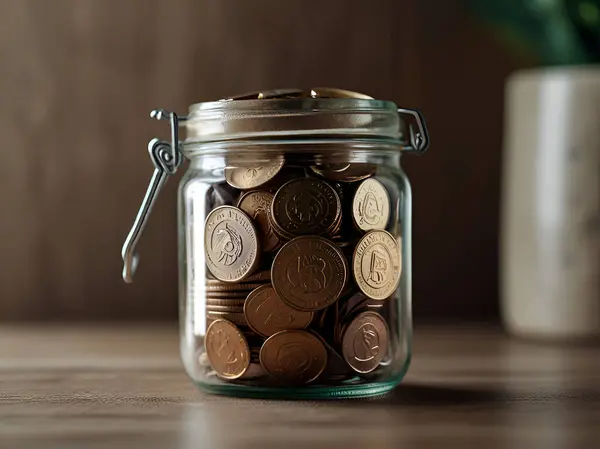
[181,87,428,153]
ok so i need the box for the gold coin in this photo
[310,163,376,183]
[310,87,374,99]
[237,191,282,252]
[341,311,389,374]
[204,206,260,282]
[225,155,285,190]
[205,319,250,379]
[352,231,401,300]
[272,236,348,311]
[244,285,314,337]
[271,178,341,237]
[259,330,327,384]
[352,178,390,231]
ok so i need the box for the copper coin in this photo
[207,270,271,284]
[204,291,250,299]
[244,285,314,337]
[237,191,282,252]
[310,163,376,183]
[310,87,374,99]
[353,230,401,300]
[204,282,267,292]
[222,88,304,100]
[241,270,272,283]
[259,330,327,384]
[342,311,389,373]
[204,319,250,379]
[272,236,348,311]
[271,178,341,237]
[204,206,260,282]
[352,178,390,231]
[224,155,285,190]
[206,304,245,312]
[206,298,246,307]
[206,311,248,327]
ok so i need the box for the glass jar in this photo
[121,88,429,399]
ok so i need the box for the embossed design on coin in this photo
[353,230,401,300]
[237,191,281,252]
[259,330,327,384]
[205,319,250,379]
[204,206,259,282]
[225,155,284,189]
[271,178,341,237]
[342,311,388,373]
[244,285,313,337]
[352,178,390,231]
[272,236,348,311]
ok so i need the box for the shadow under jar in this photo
[121,88,429,399]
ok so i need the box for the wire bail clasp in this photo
[397,108,430,154]
[121,110,187,283]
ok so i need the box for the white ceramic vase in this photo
[501,66,600,340]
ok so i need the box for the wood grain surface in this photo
[0,0,523,321]
[0,325,598,448]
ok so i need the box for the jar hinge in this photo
[121,109,187,283]
[397,108,430,154]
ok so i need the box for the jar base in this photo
[192,363,410,400]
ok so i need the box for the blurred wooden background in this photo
[0,0,524,321]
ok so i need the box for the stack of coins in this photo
[202,154,402,385]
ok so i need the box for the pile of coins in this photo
[202,157,402,385]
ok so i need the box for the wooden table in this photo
[0,325,598,449]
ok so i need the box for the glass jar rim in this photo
[182,98,405,144]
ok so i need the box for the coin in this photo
[244,285,314,337]
[352,230,401,300]
[204,291,251,299]
[352,178,390,231]
[237,191,281,252]
[259,330,327,384]
[314,334,351,377]
[310,163,376,183]
[258,88,304,99]
[310,87,374,99]
[341,311,389,373]
[206,298,247,307]
[271,178,341,237]
[272,236,348,311]
[205,304,245,313]
[225,155,285,189]
[205,319,250,379]
[204,206,260,282]
[206,311,248,327]
[204,282,267,292]
[221,88,304,100]
[207,270,271,283]
[241,270,271,282]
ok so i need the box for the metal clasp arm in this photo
[397,108,430,154]
[121,110,186,283]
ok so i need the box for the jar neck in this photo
[184,138,403,170]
